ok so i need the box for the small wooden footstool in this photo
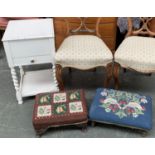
[33,89,88,135]
[89,88,152,132]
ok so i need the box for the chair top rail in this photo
[56,17,102,38]
[126,17,155,37]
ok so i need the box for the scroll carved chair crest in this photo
[127,17,155,37]
[62,17,102,38]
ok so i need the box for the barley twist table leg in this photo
[11,68,23,104]
[19,66,24,76]
[52,64,59,91]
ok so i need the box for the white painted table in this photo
[2,18,59,104]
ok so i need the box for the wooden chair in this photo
[0,17,7,38]
[114,17,155,89]
[55,17,113,90]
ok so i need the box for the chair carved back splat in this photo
[60,17,102,38]
[127,17,155,37]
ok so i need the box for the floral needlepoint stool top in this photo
[89,88,152,130]
[33,90,88,135]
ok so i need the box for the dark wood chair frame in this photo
[55,17,114,90]
[113,17,155,89]
[0,27,5,40]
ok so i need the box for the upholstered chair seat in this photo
[115,36,155,73]
[55,35,113,70]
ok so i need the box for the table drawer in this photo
[9,38,55,58]
[13,55,54,66]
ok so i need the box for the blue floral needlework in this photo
[99,89,148,119]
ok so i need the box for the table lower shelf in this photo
[21,69,59,97]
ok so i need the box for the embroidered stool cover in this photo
[33,89,88,135]
[89,88,152,130]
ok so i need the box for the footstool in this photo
[89,88,152,131]
[33,89,88,135]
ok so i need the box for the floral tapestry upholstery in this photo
[33,90,88,133]
[55,35,113,69]
[89,88,152,130]
[115,36,155,73]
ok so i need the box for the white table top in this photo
[2,18,54,41]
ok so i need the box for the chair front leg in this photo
[56,64,64,90]
[113,62,120,89]
[104,63,113,88]
[69,67,72,73]
[123,68,127,73]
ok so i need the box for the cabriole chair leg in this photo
[56,64,64,90]
[104,63,113,88]
[113,62,120,89]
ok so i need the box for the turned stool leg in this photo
[91,121,96,127]
[81,123,87,132]
[76,123,88,132]
[113,62,120,89]
[35,128,47,137]
[104,63,113,88]
[141,131,148,137]
[56,64,64,90]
